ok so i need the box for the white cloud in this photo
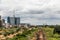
[0,0,60,25]
[0,0,60,10]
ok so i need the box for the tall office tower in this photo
[7,17,15,25]
[2,19,5,23]
[7,17,10,24]
[7,17,20,25]
[15,17,20,25]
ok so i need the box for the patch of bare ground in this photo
[6,31,23,38]
[36,28,46,40]
[31,28,46,40]
[0,35,6,40]
[0,31,23,40]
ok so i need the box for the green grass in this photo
[6,27,39,40]
[1,27,60,40]
[43,27,60,40]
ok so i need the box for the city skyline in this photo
[0,0,60,25]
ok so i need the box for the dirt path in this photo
[36,28,46,40]
[0,31,23,40]
[31,28,46,40]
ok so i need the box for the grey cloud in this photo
[1,7,60,25]
[28,10,45,14]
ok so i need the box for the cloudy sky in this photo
[0,0,60,25]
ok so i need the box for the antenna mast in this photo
[13,9,16,17]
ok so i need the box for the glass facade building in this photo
[7,17,20,25]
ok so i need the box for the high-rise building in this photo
[7,17,20,25]
[2,19,5,23]
[15,17,20,25]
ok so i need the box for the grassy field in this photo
[43,27,60,40]
[8,27,60,40]
[0,27,60,40]
[0,27,39,40]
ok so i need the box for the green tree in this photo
[0,20,2,27]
